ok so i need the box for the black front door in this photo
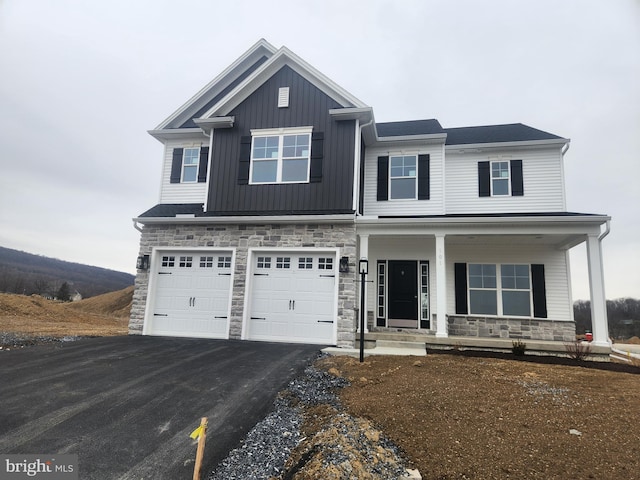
[388,261,418,326]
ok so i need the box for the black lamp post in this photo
[359,258,368,363]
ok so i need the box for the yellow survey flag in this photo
[190,426,204,440]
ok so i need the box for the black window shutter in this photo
[531,264,547,318]
[377,156,389,201]
[418,154,430,200]
[454,263,468,314]
[170,148,183,184]
[197,146,209,183]
[510,159,524,196]
[309,132,324,183]
[238,136,251,185]
[478,161,490,197]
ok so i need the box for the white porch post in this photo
[586,234,609,346]
[435,233,448,337]
[358,234,369,333]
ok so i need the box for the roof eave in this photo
[133,213,356,225]
[376,133,448,144]
[446,138,570,151]
[147,128,207,141]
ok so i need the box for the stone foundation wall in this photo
[129,222,357,347]
[447,315,576,342]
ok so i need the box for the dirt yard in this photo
[315,353,640,480]
[2,290,639,479]
[0,288,131,341]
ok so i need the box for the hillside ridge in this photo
[0,246,134,298]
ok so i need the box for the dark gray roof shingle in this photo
[444,123,564,145]
[376,119,444,137]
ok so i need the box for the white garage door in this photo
[247,252,337,345]
[147,251,233,338]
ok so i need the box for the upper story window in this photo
[170,146,208,184]
[182,148,200,182]
[478,159,523,197]
[377,154,430,201]
[491,161,510,196]
[389,155,417,199]
[250,127,312,184]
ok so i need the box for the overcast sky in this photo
[0,0,638,300]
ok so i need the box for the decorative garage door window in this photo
[179,256,193,267]
[318,258,333,270]
[162,256,175,267]
[200,256,214,268]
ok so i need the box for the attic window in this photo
[278,87,290,108]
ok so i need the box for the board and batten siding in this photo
[207,65,356,215]
[159,137,209,204]
[445,147,566,214]
[363,143,445,216]
[446,243,572,322]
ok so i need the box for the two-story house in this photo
[129,39,611,349]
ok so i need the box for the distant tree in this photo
[56,282,71,302]
[32,277,50,295]
[573,298,640,340]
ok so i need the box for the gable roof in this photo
[199,46,367,119]
[444,123,565,145]
[155,39,277,130]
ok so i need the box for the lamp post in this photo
[358,258,368,363]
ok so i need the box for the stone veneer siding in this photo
[447,315,576,342]
[129,222,357,347]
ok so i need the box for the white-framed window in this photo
[491,161,510,196]
[182,148,200,183]
[276,257,291,269]
[377,262,386,319]
[257,256,271,269]
[250,127,312,184]
[179,256,193,268]
[389,155,417,199]
[468,264,531,316]
[420,261,429,324]
[199,256,214,268]
[162,256,175,268]
[298,257,313,269]
[318,258,333,270]
[217,256,232,268]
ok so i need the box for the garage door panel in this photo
[147,250,232,339]
[247,252,337,345]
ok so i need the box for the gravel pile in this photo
[0,332,79,349]
[208,358,411,480]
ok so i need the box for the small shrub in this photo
[564,340,592,361]
[512,340,527,356]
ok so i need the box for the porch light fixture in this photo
[339,256,349,273]
[359,258,368,275]
[136,255,150,271]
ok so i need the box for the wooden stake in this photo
[192,417,208,480]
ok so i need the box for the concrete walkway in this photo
[0,336,319,479]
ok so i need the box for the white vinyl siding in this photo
[445,147,566,214]
[159,139,208,204]
[363,144,444,216]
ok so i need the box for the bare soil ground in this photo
[315,353,640,480]
[0,287,132,341]
[2,291,639,479]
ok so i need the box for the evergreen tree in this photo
[57,282,71,302]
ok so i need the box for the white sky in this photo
[0,0,638,300]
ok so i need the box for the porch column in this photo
[435,233,448,337]
[358,234,369,333]
[586,234,609,346]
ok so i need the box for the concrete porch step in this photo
[324,339,427,358]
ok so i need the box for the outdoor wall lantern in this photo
[136,255,150,271]
[359,258,368,275]
[339,256,349,273]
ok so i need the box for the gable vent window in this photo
[278,87,290,108]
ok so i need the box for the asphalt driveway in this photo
[0,336,319,479]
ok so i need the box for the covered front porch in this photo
[355,213,611,347]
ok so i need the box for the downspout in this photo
[132,219,143,233]
[201,127,213,214]
[354,115,374,216]
[599,219,610,241]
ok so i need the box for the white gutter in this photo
[446,138,569,151]
[356,214,611,226]
[132,219,143,232]
[599,219,611,241]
